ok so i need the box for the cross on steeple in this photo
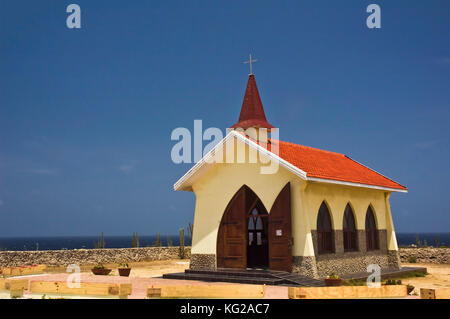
[231,68,274,131]
[243,54,258,75]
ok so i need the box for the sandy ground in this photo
[13,260,288,299]
[6,260,449,299]
[44,259,191,277]
[401,263,450,295]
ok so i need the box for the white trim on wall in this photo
[307,177,408,193]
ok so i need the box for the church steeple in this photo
[231,74,274,131]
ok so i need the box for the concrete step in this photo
[163,272,285,285]
[165,268,325,287]
[185,268,276,279]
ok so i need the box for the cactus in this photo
[415,234,421,247]
[179,228,185,259]
[153,233,162,247]
[187,223,193,242]
[131,232,140,248]
[95,232,106,249]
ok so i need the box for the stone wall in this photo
[0,247,191,267]
[4,246,446,271]
[399,247,450,264]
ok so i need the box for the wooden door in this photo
[217,186,247,269]
[268,182,292,272]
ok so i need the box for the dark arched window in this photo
[317,202,333,254]
[343,204,357,252]
[365,206,379,250]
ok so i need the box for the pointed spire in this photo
[231,74,274,130]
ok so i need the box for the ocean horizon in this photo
[0,235,192,251]
[0,233,448,251]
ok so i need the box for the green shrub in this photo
[385,279,402,285]
[93,264,105,269]
[408,256,417,263]
[342,279,366,286]
[392,271,427,279]
[326,272,340,279]
[413,271,427,277]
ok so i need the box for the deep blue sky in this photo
[0,1,449,237]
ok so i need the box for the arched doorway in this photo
[247,204,269,268]
[216,185,269,269]
[217,183,292,271]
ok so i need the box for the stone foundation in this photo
[378,230,388,253]
[335,230,344,253]
[292,256,319,278]
[357,230,366,252]
[189,253,216,270]
[299,228,396,278]
[387,250,402,269]
[315,251,392,277]
[0,247,191,267]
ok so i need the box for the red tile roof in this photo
[262,138,407,191]
[231,75,274,130]
[229,75,406,191]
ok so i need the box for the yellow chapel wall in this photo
[301,182,398,251]
[190,160,312,256]
[189,137,399,258]
[189,137,314,257]
[303,182,387,230]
